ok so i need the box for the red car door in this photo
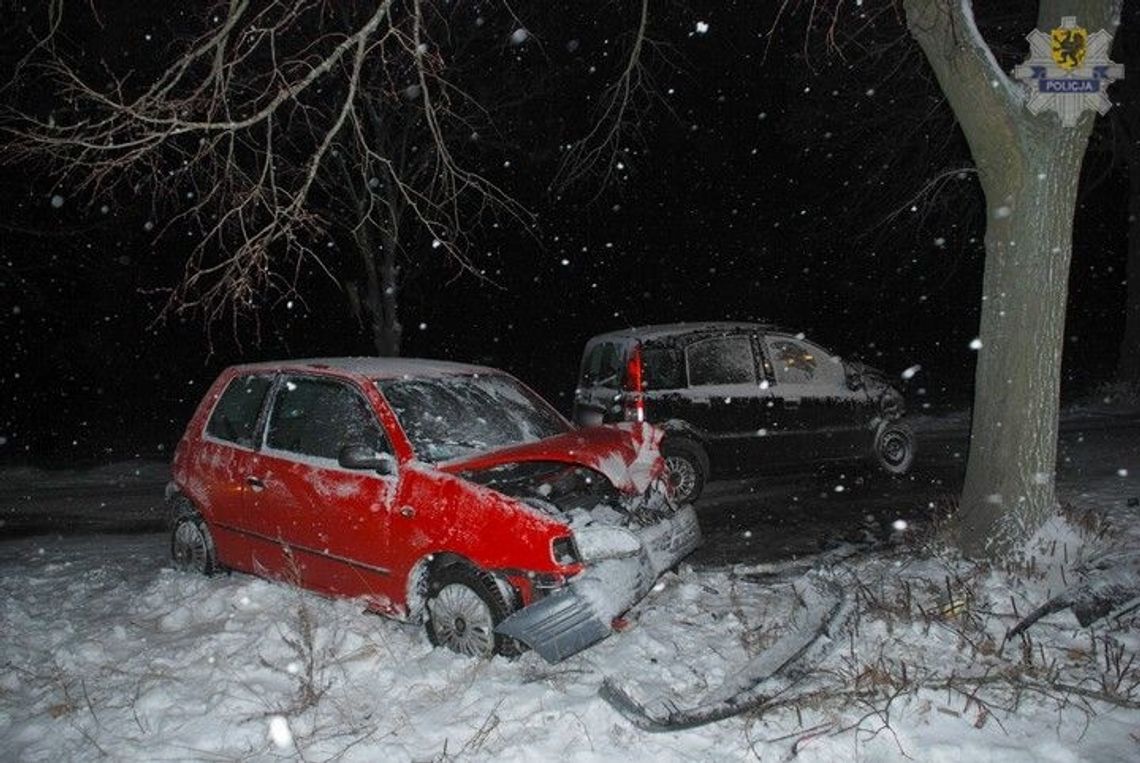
[190,372,275,571]
[247,374,399,608]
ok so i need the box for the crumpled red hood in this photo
[439,422,664,495]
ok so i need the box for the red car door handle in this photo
[399,506,415,518]
[246,476,265,490]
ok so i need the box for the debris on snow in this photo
[600,572,852,731]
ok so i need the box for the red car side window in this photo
[266,376,389,460]
[204,375,272,447]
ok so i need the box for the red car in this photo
[167,358,700,661]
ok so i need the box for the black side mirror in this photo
[338,444,396,476]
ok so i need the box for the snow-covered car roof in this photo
[587,322,780,343]
[225,356,500,380]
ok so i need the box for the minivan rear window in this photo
[582,342,623,388]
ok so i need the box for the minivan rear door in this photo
[573,340,625,425]
[681,333,769,472]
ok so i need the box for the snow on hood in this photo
[439,422,664,495]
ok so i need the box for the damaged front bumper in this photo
[496,504,701,662]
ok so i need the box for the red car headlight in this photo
[551,536,580,565]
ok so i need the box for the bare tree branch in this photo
[1,0,533,352]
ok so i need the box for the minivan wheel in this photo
[171,504,218,576]
[425,565,519,658]
[873,420,916,475]
[662,438,707,504]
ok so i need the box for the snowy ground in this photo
[2,411,1139,760]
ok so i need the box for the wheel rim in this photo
[880,431,909,467]
[429,584,496,657]
[665,455,697,502]
[173,520,209,572]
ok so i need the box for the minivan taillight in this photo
[623,344,645,422]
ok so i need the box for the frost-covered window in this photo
[686,336,757,386]
[205,375,272,447]
[266,377,388,460]
[643,347,685,390]
[768,339,819,384]
[377,374,569,462]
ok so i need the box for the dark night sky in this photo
[0,1,1131,465]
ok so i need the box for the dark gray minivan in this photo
[572,322,915,503]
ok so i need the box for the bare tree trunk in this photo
[904,0,1118,557]
[351,220,402,357]
[376,231,402,357]
[957,131,1089,556]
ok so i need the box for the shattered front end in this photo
[496,502,701,663]
[445,422,702,662]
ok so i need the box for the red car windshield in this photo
[376,374,570,462]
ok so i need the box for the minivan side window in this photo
[767,338,843,386]
[266,377,389,461]
[643,347,685,390]
[686,336,757,386]
[205,375,272,447]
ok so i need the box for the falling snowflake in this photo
[50,194,64,209]
[510,28,529,45]
[901,365,921,380]
[268,716,293,748]
[695,21,709,34]
[969,338,983,350]
[892,519,908,531]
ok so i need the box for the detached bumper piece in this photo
[497,505,701,663]
[600,573,850,731]
[495,586,612,662]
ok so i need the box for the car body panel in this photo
[438,422,664,496]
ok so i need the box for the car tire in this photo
[425,564,520,658]
[873,420,916,475]
[170,501,219,576]
[662,437,708,504]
